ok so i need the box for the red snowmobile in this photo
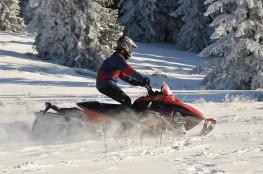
[32,82,216,137]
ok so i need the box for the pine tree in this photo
[200,0,263,89]
[157,0,181,43]
[32,0,123,70]
[0,0,24,32]
[95,0,113,7]
[21,0,41,24]
[117,0,159,42]
[171,0,212,52]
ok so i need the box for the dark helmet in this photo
[116,36,137,59]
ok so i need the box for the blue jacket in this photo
[96,52,146,89]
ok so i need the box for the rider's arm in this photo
[119,72,140,86]
[119,61,147,86]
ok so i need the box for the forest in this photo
[1,0,263,90]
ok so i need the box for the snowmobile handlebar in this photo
[145,85,158,96]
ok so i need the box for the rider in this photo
[96,35,150,106]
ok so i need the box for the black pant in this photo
[98,84,132,106]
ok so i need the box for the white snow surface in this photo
[0,31,263,174]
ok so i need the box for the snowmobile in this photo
[32,82,216,138]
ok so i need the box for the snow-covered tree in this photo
[117,0,180,43]
[0,0,24,32]
[171,0,212,52]
[20,0,41,24]
[200,0,263,89]
[157,0,181,43]
[96,0,113,7]
[117,0,159,42]
[32,0,123,70]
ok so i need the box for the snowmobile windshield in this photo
[161,82,173,96]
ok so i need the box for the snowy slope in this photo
[0,31,263,174]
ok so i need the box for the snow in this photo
[0,31,263,174]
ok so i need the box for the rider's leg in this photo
[98,84,132,106]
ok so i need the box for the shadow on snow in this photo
[0,77,94,88]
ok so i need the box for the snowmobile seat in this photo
[77,101,130,114]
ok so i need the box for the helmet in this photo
[116,36,137,59]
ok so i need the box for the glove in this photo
[141,77,150,87]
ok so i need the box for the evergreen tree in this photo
[200,0,263,89]
[117,0,159,42]
[32,0,123,70]
[171,0,212,52]
[20,0,41,24]
[0,0,24,32]
[157,0,181,43]
[95,0,114,7]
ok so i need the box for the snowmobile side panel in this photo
[78,107,111,123]
[134,96,203,117]
[77,101,134,123]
